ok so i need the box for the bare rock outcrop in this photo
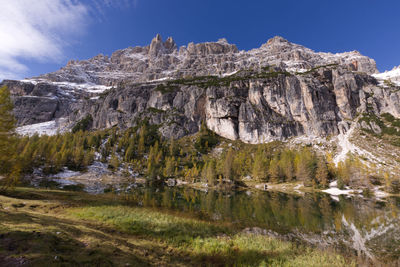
[2,34,399,144]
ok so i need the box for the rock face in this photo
[1,80,74,126]
[2,34,400,143]
[30,35,378,86]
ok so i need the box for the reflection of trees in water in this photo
[123,187,399,243]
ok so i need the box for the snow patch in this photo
[220,70,238,77]
[20,79,112,94]
[329,180,338,187]
[51,81,112,93]
[20,79,38,85]
[149,77,171,82]
[372,66,400,86]
[323,180,362,196]
[322,187,360,196]
[373,186,389,199]
[294,184,303,190]
[330,195,340,202]
[16,118,68,136]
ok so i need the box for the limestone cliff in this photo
[2,35,399,145]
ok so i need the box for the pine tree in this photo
[0,86,16,174]
[202,159,216,185]
[206,159,216,185]
[279,150,294,181]
[164,156,176,178]
[138,124,146,156]
[315,157,329,188]
[337,159,351,189]
[169,138,177,157]
[223,148,235,182]
[72,147,85,170]
[200,120,207,134]
[201,161,209,183]
[252,147,267,181]
[295,153,310,186]
[3,162,22,189]
[83,149,95,167]
[146,141,163,180]
[109,153,120,171]
[124,138,136,162]
[269,156,281,183]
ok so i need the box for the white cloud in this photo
[0,0,137,81]
[0,0,88,80]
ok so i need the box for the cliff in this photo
[2,35,399,145]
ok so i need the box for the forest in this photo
[1,85,399,194]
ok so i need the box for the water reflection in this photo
[120,186,400,262]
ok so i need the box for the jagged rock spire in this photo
[149,34,177,56]
[149,34,164,57]
[164,36,177,53]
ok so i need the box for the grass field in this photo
[0,187,354,266]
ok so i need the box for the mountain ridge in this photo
[1,35,399,152]
[26,34,378,86]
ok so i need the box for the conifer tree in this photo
[202,159,216,184]
[206,159,216,185]
[109,153,120,171]
[164,156,176,178]
[252,147,267,181]
[124,138,136,162]
[279,150,294,181]
[337,159,351,188]
[223,148,235,182]
[138,124,146,156]
[201,161,209,183]
[0,86,16,174]
[269,155,281,183]
[146,141,162,179]
[315,157,329,188]
[295,151,312,186]
[169,138,177,157]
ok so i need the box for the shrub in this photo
[72,114,93,133]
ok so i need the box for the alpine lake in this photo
[46,174,400,265]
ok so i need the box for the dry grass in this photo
[0,187,355,266]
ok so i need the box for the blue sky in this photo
[1,0,400,80]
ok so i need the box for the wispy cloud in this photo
[89,0,135,20]
[0,0,135,81]
[0,0,88,80]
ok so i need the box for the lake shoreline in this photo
[0,187,358,266]
[36,169,400,200]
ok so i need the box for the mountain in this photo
[2,34,400,172]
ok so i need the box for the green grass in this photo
[69,205,353,266]
[0,188,355,266]
[69,206,229,246]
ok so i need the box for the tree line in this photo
[0,86,398,193]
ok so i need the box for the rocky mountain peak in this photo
[217,38,229,44]
[164,36,177,52]
[30,34,380,86]
[260,36,307,53]
[148,34,178,56]
[149,33,166,56]
[266,35,290,45]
